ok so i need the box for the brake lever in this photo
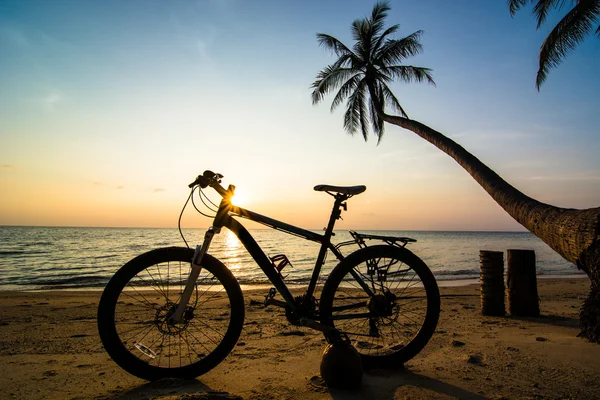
[188,171,224,188]
[203,170,224,184]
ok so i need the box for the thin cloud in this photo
[519,173,600,182]
[197,39,210,59]
[0,25,29,48]
[451,129,539,141]
[42,90,63,110]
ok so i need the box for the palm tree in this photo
[509,0,600,89]
[312,1,600,342]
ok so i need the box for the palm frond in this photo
[316,33,353,57]
[352,18,374,61]
[351,18,366,43]
[330,74,363,112]
[381,85,408,118]
[372,24,400,56]
[383,65,436,86]
[343,82,369,138]
[376,68,394,84]
[311,66,357,104]
[369,96,385,141]
[375,31,424,65]
[533,0,567,28]
[371,1,391,32]
[330,53,359,71]
[536,0,600,88]
[371,1,392,44]
[508,0,531,16]
[359,93,370,141]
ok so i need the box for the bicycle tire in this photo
[319,245,439,368]
[97,247,244,380]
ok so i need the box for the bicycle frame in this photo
[171,182,350,323]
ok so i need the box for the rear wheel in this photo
[98,247,244,380]
[320,245,439,368]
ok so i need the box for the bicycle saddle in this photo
[313,184,366,196]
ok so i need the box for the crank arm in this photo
[298,318,348,344]
[264,298,287,308]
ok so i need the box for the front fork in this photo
[169,226,219,324]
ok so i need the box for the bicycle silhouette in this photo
[98,170,440,380]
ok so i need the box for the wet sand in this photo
[1,278,599,399]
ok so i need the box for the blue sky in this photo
[1,0,599,230]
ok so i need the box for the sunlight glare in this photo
[231,188,250,207]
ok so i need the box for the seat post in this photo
[305,194,348,299]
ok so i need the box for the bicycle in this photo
[97,170,440,381]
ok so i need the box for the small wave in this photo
[24,242,54,247]
[537,270,586,276]
[28,265,96,274]
[234,276,310,285]
[0,250,50,256]
[93,254,120,260]
[433,268,479,277]
[0,251,26,255]
[434,275,478,281]
[29,275,108,287]
[40,282,108,290]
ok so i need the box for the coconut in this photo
[320,342,363,389]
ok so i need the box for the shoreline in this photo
[1,277,598,399]
[0,272,589,293]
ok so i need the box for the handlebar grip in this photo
[188,176,205,188]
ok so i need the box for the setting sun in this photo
[231,188,251,207]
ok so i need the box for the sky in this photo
[1,0,599,231]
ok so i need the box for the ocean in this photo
[0,226,583,291]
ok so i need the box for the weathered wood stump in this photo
[480,250,505,316]
[507,249,540,317]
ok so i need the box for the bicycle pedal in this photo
[264,287,277,305]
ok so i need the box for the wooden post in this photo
[479,250,505,316]
[507,249,540,317]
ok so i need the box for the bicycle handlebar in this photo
[189,170,233,198]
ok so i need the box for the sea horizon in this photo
[0,224,532,233]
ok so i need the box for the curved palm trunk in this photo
[382,113,600,341]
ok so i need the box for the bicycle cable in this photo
[179,186,220,248]
[192,188,218,216]
[176,186,211,308]
[178,189,194,249]
[199,188,219,210]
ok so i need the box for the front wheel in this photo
[97,247,244,380]
[320,245,440,368]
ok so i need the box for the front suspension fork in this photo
[169,226,219,323]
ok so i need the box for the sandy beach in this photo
[1,277,599,399]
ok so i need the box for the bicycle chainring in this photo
[285,294,318,326]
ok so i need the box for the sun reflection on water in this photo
[222,230,243,271]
